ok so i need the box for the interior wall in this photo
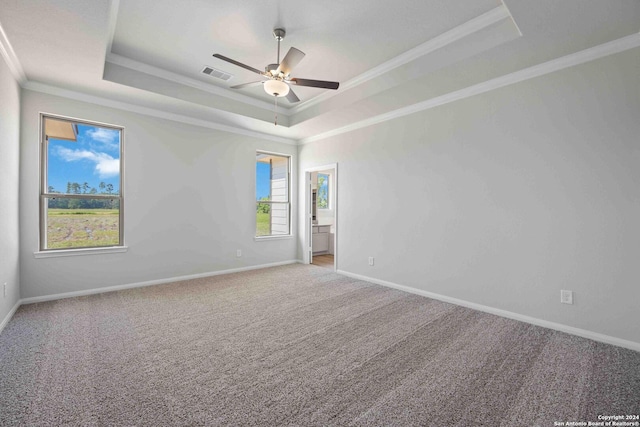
[298,48,640,344]
[20,90,297,299]
[0,54,21,323]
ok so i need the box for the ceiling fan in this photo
[213,28,340,108]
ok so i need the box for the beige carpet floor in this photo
[1,264,638,426]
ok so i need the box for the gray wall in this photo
[0,54,21,322]
[298,48,640,344]
[20,90,297,299]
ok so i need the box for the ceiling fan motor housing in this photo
[272,28,286,41]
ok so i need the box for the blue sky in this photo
[256,162,270,200]
[47,124,120,194]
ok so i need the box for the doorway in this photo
[304,164,338,271]
[311,254,334,269]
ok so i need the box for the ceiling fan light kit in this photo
[263,79,290,97]
[213,27,340,125]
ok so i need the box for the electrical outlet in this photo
[368,257,374,266]
[236,249,242,257]
[560,290,573,305]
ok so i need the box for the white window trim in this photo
[39,113,125,253]
[254,235,294,242]
[34,246,128,258]
[256,150,292,238]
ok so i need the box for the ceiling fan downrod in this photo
[272,28,286,126]
[273,28,285,65]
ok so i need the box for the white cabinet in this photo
[312,225,330,253]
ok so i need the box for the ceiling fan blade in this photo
[230,81,264,90]
[285,88,300,103]
[290,78,339,90]
[213,54,263,75]
[276,47,305,76]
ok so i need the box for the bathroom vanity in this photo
[312,224,331,253]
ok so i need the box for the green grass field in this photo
[48,209,270,247]
[47,209,119,249]
[256,212,270,236]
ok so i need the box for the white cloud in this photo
[56,147,120,179]
[95,157,120,177]
[86,128,118,144]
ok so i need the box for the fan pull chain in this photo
[274,96,278,126]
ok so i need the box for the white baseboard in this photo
[337,269,640,353]
[0,299,22,336]
[20,260,299,305]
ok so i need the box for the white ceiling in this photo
[111,0,498,104]
[1,0,639,143]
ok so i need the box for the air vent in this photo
[202,66,233,81]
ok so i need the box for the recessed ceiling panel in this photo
[110,0,498,105]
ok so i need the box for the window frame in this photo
[38,113,125,253]
[255,150,292,239]
[317,173,330,210]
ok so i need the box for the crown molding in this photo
[290,4,513,115]
[23,81,297,145]
[0,21,27,85]
[104,0,120,59]
[105,53,286,115]
[300,32,640,145]
[500,0,523,38]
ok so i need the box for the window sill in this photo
[34,246,128,259]
[254,235,294,242]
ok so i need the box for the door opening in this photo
[305,164,337,271]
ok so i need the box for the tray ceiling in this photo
[1,0,639,142]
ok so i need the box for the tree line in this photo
[47,182,120,210]
[257,197,270,214]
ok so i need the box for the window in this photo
[317,173,329,209]
[40,114,124,251]
[256,152,290,237]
